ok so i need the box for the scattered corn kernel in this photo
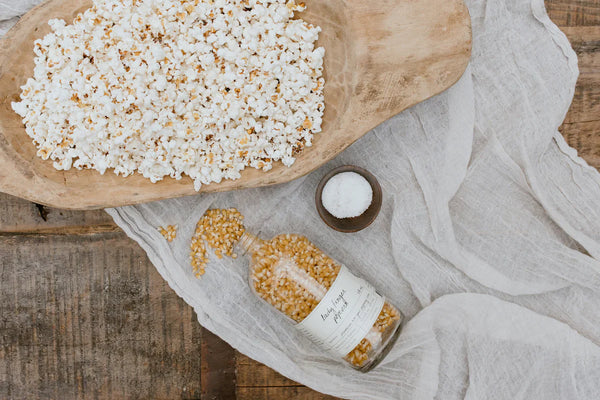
[190,208,245,278]
[158,224,177,242]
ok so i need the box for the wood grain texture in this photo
[560,120,600,167]
[0,192,115,233]
[561,26,600,125]
[556,26,600,168]
[0,0,472,209]
[236,387,340,400]
[201,329,236,400]
[236,353,301,388]
[0,231,203,399]
[546,0,600,26]
[235,354,340,399]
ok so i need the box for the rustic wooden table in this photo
[1,1,598,399]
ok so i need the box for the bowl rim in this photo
[315,165,382,233]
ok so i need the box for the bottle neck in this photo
[238,231,260,255]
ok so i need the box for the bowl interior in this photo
[315,165,383,233]
[0,0,355,196]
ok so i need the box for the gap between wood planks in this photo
[0,224,121,235]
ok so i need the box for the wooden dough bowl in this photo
[0,0,471,209]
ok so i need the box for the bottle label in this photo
[296,265,385,358]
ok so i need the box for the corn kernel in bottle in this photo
[238,231,403,371]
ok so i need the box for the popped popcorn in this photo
[12,0,325,190]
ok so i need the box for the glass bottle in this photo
[238,231,403,372]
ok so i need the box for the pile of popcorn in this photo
[12,0,325,190]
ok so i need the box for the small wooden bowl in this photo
[315,166,382,233]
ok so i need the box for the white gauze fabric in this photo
[5,0,600,399]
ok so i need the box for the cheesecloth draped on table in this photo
[5,0,600,398]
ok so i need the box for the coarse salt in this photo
[321,172,373,219]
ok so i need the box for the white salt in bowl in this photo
[315,165,382,233]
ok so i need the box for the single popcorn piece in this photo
[12,0,325,190]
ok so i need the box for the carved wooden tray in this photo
[0,0,471,209]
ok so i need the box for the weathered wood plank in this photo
[0,192,115,233]
[560,26,600,126]
[236,387,341,400]
[201,328,237,400]
[235,354,342,400]
[546,0,600,26]
[545,4,600,173]
[236,353,301,388]
[0,231,203,399]
[560,120,600,168]
[561,26,600,75]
